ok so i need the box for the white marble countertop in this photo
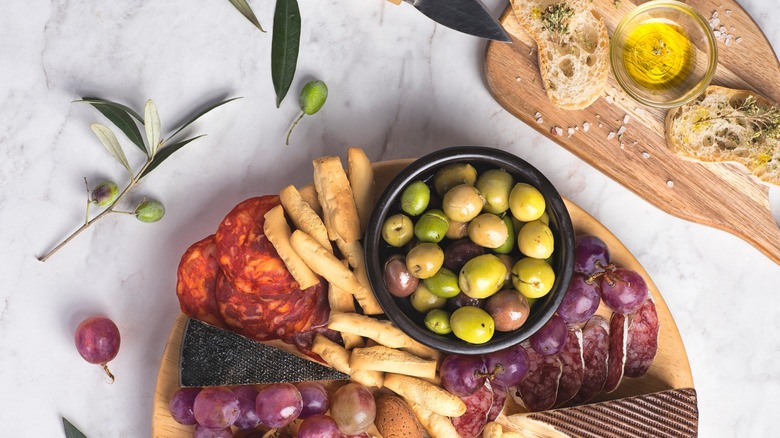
[2,0,779,436]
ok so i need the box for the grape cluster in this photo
[169,381,375,437]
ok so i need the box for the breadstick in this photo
[384,374,465,417]
[483,422,503,438]
[349,345,437,380]
[328,313,440,361]
[298,184,322,217]
[313,156,362,243]
[311,334,384,388]
[279,185,332,252]
[335,238,383,315]
[263,205,320,289]
[408,402,461,438]
[290,230,363,294]
[327,265,364,350]
[347,147,375,234]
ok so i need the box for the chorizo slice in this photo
[175,235,225,328]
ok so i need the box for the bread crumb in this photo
[583,122,591,132]
[642,151,650,159]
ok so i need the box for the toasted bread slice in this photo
[665,85,780,186]
[510,0,609,110]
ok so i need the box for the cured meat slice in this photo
[513,342,563,412]
[624,298,660,378]
[215,196,299,296]
[176,235,225,328]
[555,326,584,407]
[569,315,609,405]
[486,381,507,422]
[604,312,628,393]
[452,382,494,438]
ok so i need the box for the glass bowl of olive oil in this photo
[611,0,717,108]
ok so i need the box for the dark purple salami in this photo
[452,382,494,438]
[624,298,659,378]
[569,315,609,405]
[486,381,507,422]
[555,326,584,407]
[513,342,563,412]
[604,312,628,393]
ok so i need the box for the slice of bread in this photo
[665,85,780,185]
[510,0,609,110]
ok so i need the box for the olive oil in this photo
[623,21,695,90]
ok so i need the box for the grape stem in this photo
[262,429,278,438]
[102,363,115,384]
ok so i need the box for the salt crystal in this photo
[725,38,731,46]
[667,180,675,188]
[516,76,522,82]
[535,112,542,118]
[725,9,732,16]
[536,117,544,124]
[710,18,720,29]
[552,126,563,136]
[583,122,591,132]
[623,115,630,124]
[607,132,616,139]
[617,126,627,136]
[714,30,722,38]
[567,127,575,137]
[598,123,603,128]
[605,95,614,104]
[712,10,719,18]
[642,152,650,159]
[736,37,743,44]
[720,25,727,32]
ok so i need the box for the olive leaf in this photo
[144,99,161,157]
[77,98,146,155]
[90,124,133,176]
[139,135,206,179]
[62,417,87,438]
[166,97,243,141]
[271,0,301,108]
[228,0,265,32]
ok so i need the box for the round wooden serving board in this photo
[152,159,694,436]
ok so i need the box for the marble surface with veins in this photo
[1,0,778,436]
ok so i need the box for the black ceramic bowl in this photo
[365,147,575,355]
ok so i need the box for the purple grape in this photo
[330,383,376,435]
[599,268,648,314]
[439,354,488,397]
[557,273,601,324]
[169,387,201,425]
[193,387,240,429]
[255,383,303,428]
[232,386,261,430]
[74,316,120,382]
[193,425,233,438]
[484,344,530,388]
[297,381,329,419]
[574,235,610,275]
[298,414,341,438]
[529,314,567,356]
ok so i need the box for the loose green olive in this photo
[300,80,328,115]
[450,306,495,344]
[411,283,447,313]
[475,169,514,214]
[518,220,554,259]
[509,183,546,222]
[414,209,449,243]
[424,309,452,335]
[91,181,119,207]
[384,255,419,297]
[446,220,469,240]
[467,213,508,249]
[401,180,431,216]
[406,242,444,279]
[382,214,414,247]
[134,200,165,223]
[433,163,478,196]
[423,268,461,298]
[459,254,507,299]
[492,215,516,254]
[442,184,484,223]
[511,257,555,299]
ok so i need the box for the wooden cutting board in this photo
[485,0,780,264]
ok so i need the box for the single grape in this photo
[574,235,610,275]
[255,383,303,428]
[529,314,567,356]
[169,387,201,425]
[232,386,261,430]
[193,387,240,429]
[298,414,341,438]
[484,343,530,388]
[330,383,376,435]
[599,267,648,314]
[74,316,120,383]
[439,354,488,397]
[556,273,601,324]
[297,381,329,419]
[193,424,233,438]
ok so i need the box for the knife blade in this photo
[389,0,511,42]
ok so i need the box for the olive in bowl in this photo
[365,147,575,355]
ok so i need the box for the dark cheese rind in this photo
[179,318,350,387]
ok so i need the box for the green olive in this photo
[475,169,514,214]
[518,220,554,259]
[509,183,546,222]
[134,200,165,223]
[433,163,478,196]
[414,209,449,243]
[492,215,516,254]
[411,283,448,313]
[450,306,495,344]
[468,213,509,249]
[459,254,507,299]
[406,242,444,279]
[442,184,484,223]
[511,257,555,299]
[300,80,328,115]
[401,180,431,216]
[424,309,453,335]
[382,214,414,247]
[538,211,550,225]
[423,268,461,298]
[446,220,469,240]
[91,181,119,207]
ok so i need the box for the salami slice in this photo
[486,381,507,422]
[568,315,609,405]
[555,326,584,407]
[513,342,563,412]
[624,298,660,378]
[452,382,494,438]
[215,196,299,296]
[176,235,225,328]
[604,312,628,393]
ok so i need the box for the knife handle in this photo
[385,0,402,4]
